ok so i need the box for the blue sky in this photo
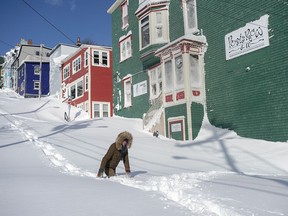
[0,0,115,56]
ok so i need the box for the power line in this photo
[21,0,76,45]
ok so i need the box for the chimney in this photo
[28,39,33,45]
[76,37,81,47]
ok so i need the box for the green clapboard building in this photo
[108,0,288,142]
[108,0,207,141]
[197,0,288,142]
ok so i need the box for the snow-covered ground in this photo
[0,88,287,216]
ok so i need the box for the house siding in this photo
[112,2,150,118]
[197,0,288,141]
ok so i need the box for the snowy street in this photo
[1,89,288,216]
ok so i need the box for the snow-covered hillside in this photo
[0,89,287,216]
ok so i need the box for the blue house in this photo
[17,60,50,97]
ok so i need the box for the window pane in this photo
[127,39,131,56]
[102,52,108,66]
[77,80,83,97]
[187,0,196,30]
[141,17,150,48]
[94,51,99,64]
[70,85,76,99]
[122,42,126,59]
[164,60,172,93]
[103,104,109,117]
[122,3,128,27]
[190,55,200,87]
[94,104,100,117]
[34,65,40,75]
[175,56,184,90]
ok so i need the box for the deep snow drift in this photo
[0,89,288,216]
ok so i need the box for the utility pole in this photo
[38,44,43,99]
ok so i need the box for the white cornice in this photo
[107,0,123,14]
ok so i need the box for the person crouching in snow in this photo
[97,131,133,178]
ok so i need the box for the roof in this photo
[49,43,78,56]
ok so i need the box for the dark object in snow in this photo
[153,131,159,138]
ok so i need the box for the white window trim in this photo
[63,64,70,80]
[183,0,198,34]
[92,49,110,68]
[123,77,132,108]
[139,9,169,50]
[92,101,111,118]
[34,65,40,75]
[121,0,129,30]
[72,56,81,74]
[34,81,40,90]
[68,77,84,100]
[120,35,132,62]
[85,74,89,92]
[148,65,162,100]
[84,50,89,68]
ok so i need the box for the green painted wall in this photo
[197,0,288,141]
[169,1,185,41]
[165,104,188,140]
[191,102,204,139]
[111,2,150,118]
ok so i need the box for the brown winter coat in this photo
[99,131,133,174]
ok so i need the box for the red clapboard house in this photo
[61,44,113,119]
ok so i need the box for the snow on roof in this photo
[136,0,170,15]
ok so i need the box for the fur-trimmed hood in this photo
[115,131,133,150]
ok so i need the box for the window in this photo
[175,56,184,90]
[93,50,109,67]
[121,1,129,28]
[149,65,162,99]
[93,51,99,65]
[35,51,40,56]
[34,81,40,90]
[84,51,89,67]
[63,64,70,80]
[120,36,132,62]
[94,104,100,117]
[156,12,163,41]
[103,104,109,117]
[102,52,108,66]
[77,80,83,97]
[93,102,110,118]
[69,79,84,100]
[70,85,76,99]
[85,75,89,91]
[185,0,197,33]
[34,65,40,75]
[141,16,150,48]
[164,60,173,93]
[85,102,89,112]
[138,9,169,49]
[72,56,81,73]
[190,55,200,87]
[124,78,132,107]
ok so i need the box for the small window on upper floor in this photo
[121,1,129,29]
[93,50,110,67]
[184,0,198,34]
[139,8,169,50]
[34,65,40,75]
[120,35,132,62]
[72,56,81,74]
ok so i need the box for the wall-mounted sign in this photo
[133,80,147,97]
[225,14,270,60]
[171,122,182,132]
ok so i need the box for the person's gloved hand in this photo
[126,169,131,178]
[97,168,104,178]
